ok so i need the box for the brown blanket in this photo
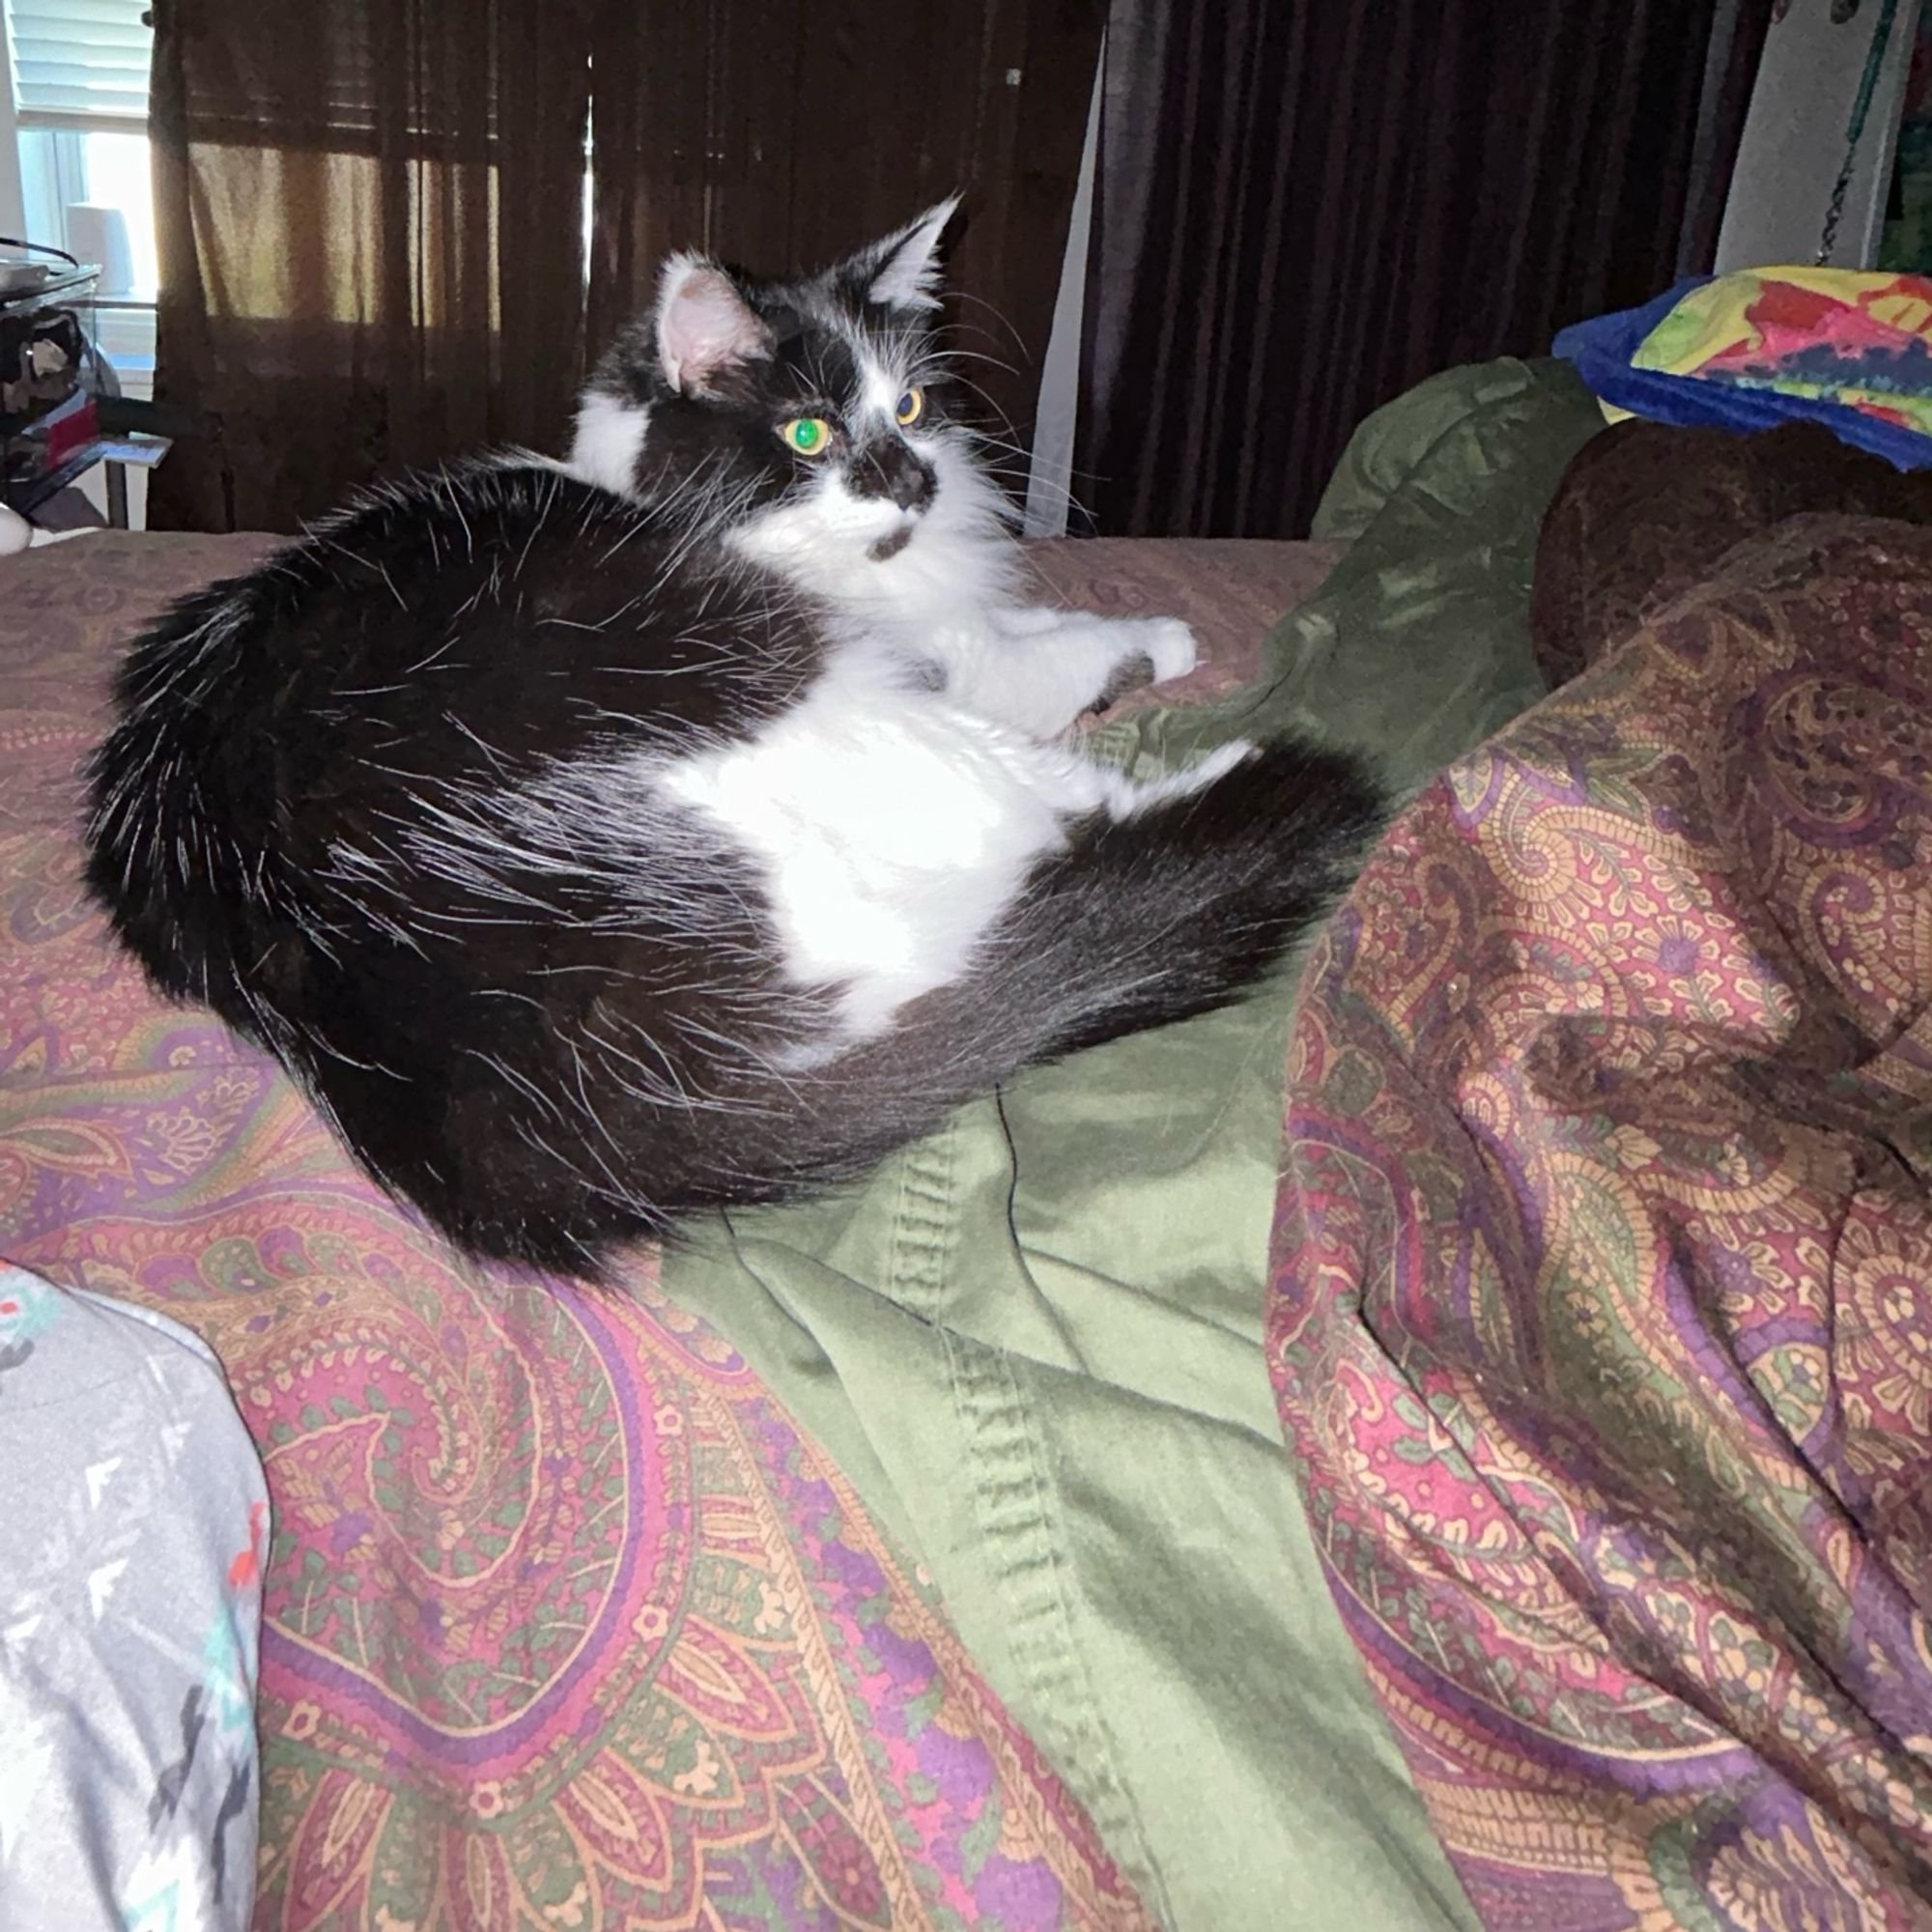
[1531,417,1932,685]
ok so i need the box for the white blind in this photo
[6,0,153,125]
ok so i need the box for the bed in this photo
[6,358,1927,1930]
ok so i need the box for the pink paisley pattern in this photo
[1,533,1151,1931]
[1269,515,1932,1928]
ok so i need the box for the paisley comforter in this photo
[1,530,1173,1931]
[14,376,1928,1931]
[1273,515,1932,1926]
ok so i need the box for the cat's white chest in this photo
[654,675,1096,1038]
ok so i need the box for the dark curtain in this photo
[584,0,1105,460]
[150,0,594,532]
[1078,0,1777,539]
[149,0,1106,533]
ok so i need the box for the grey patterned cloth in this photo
[0,1263,267,1929]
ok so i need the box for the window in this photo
[8,0,151,120]
[2,0,156,394]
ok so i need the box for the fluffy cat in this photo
[84,200,1380,1277]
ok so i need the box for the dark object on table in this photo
[1,299,87,417]
[1,262,99,417]
[0,259,173,528]
[1530,417,1932,686]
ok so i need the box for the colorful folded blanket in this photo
[1554,267,1932,469]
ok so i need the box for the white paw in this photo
[1135,616,1199,684]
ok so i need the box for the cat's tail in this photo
[790,735,1383,1172]
[232,733,1378,1280]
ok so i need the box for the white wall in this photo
[1024,43,1103,539]
[1719,0,1924,270]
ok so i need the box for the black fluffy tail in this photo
[97,708,1378,1279]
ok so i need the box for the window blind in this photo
[6,0,153,125]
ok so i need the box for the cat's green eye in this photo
[895,386,924,428]
[781,416,832,457]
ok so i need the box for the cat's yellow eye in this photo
[895,386,924,428]
[781,417,833,457]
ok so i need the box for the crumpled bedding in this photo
[0,355,1610,1930]
[1,531,1151,1931]
[656,358,1608,1930]
[1272,514,1932,1927]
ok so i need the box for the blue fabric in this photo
[1552,278,1932,471]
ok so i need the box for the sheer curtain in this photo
[150,0,589,532]
[149,0,1105,533]
[583,0,1104,460]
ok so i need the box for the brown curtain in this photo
[583,0,1105,459]
[149,0,1105,533]
[1077,0,1777,539]
[149,0,593,532]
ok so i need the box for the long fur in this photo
[84,204,1381,1278]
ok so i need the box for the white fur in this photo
[568,391,649,495]
[720,427,1198,738]
[864,197,959,312]
[659,426,1213,1041]
[659,681,1088,1035]
[562,216,1215,1047]
[655,676,1246,1043]
[859,355,908,424]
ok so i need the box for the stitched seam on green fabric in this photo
[882,1117,1166,1913]
[941,1330,1167,1919]
[886,1125,956,1327]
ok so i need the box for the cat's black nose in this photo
[851,442,935,515]
[886,466,931,513]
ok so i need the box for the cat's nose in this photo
[887,466,930,513]
[853,442,934,515]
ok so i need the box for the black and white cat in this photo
[85,201,1379,1277]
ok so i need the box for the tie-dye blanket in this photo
[1272,514,1932,1926]
[1555,269,1932,469]
[1638,270,1932,427]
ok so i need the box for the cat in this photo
[84,199,1381,1278]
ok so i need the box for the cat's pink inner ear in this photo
[656,260,769,394]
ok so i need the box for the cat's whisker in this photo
[929,340,1026,384]
[945,290,1030,360]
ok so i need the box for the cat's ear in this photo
[655,254,771,395]
[853,196,961,314]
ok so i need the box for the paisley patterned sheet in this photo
[0,530,1228,1931]
[1270,516,1932,1926]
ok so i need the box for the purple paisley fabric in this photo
[1,531,1165,1932]
[1270,515,1932,1928]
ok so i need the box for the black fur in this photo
[584,268,942,514]
[83,220,1384,1281]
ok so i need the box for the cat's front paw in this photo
[1135,617,1199,685]
[1083,618,1200,718]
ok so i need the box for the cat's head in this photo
[571,199,1008,595]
